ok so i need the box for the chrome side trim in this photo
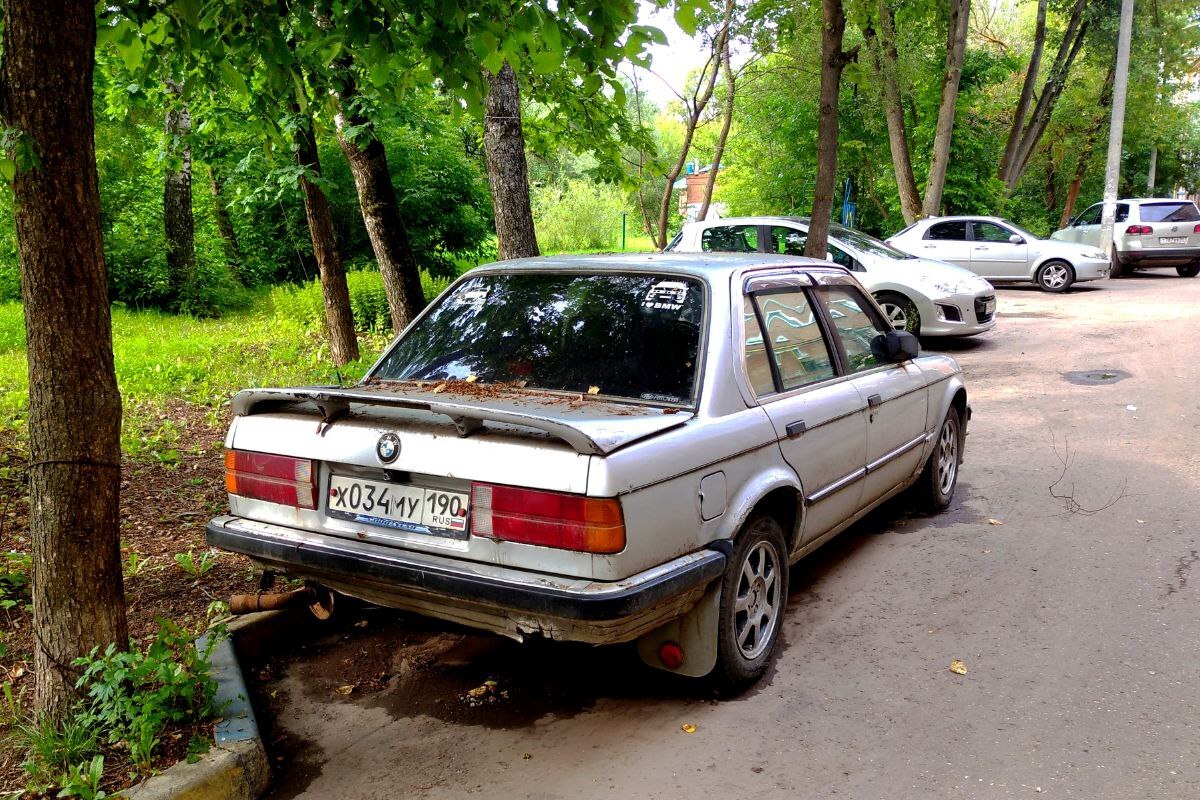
[805,467,866,506]
[865,432,930,474]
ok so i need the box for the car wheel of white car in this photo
[1177,262,1200,278]
[915,406,961,512]
[712,515,788,690]
[1036,260,1075,293]
[873,292,920,334]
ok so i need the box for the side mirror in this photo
[1008,234,1024,245]
[871,330,920,363]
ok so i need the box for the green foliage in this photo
[56,755,108,800]
[173,549,217,577]
[270,266,457,336]
[532,179,628,253]
[73,620,222,773]
[0,550,31,612]
[15,715,98,793]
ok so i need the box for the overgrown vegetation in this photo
[9,621,222,797]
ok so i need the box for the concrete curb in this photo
[121,608,309,799]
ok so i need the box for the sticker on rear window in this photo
[454,287,490,308]
[643,280,689,310]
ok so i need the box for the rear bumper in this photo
[207,515,726,642]
[1117,247,1200,267]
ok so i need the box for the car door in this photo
[811,280,929,509]
[741,276,867,549]
[917,220,972,269]
[765,224,861,272]
[969,220,1030,279]
[1067,203,1103,247]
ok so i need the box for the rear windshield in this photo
[1139,202,1200,222]
[372,273,705,406]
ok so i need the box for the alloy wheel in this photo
[733,541,782,660]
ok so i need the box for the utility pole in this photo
[1099,0,1135,266]
[1147,145,1157,194]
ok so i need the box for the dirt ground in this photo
[252,269,1200,800]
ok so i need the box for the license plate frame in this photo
[326,475,469,539]
[1159,236,1188,246]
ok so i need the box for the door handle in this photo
[973,245,989,250]
[785,420,806,438]
[867,394,882,409]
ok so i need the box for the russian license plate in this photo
[327,475,468,537]
[1159,237,1187,245]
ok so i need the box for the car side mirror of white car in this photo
[1008,234,1024,244]
[871,330,920,363]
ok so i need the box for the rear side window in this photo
[702,225,759,253]
[1075,205,1102,226]
[1138,202,1200,222]
[752,291,835,391]
[768,226,806,256]
[926,221,968,241]
[742,297,776,396]
[374,273,704,405]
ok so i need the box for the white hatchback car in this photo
[887,216,1110,292]
[669,216,996,337]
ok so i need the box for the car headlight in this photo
[928,279,980,295]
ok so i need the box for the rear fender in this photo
[714,465,803,551]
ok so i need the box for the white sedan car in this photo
[669,216,996,337]
[887,215,1110,292]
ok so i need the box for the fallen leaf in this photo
[522,753,532,760]
[949,659,967,675]
[982,549,991,554]
[432,382,447,394]
[681,723,697,734]
[988,519,1003,526]
[354,620,369,628]
[587,386,600,395]
[465,375,478,383]
[335,684,356,695]
[1136,520,1144,524]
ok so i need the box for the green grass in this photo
[0,297,390,454]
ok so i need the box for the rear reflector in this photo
[225,450,317,509]
[470,483,625,554]
[1125,225,1152,235]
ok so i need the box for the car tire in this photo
[873,291,920,334]
[1036,260,1075,292]
[1176,262,1200,278]
[914,405,961,513]
[1108,256,1124,279]
[711,515,788,691]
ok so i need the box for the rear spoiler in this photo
[231,387,689,456]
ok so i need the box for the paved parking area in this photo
[258,270,1200,800]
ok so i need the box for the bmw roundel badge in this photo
[376,433,400,463]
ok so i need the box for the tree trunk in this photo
[334,106,426,331]
[630,69,659,242]
[805,0,856,259]
[208,165,242,278]
[698,40,735,222]
[164,79,195,308]
[295,119,360,366]
[998,0,1047,183]
[864,2,922,224]
[483,61,540,260]
[922,0,971,218]
[1004,0,1089,191]
[1059,66,1115,228]
[656,14,729,250]
[1,0,128,721]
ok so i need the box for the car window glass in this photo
[753,291,835,391]
[374,273,703,405]
[768,226,806,256]
[1076,205,1102,226]
[973,222,1016,243]
[742,296,776,396]
[1115,203,1129,223]
[1138,202,1200,222]
[926,221,968,241]
[817,287,887,372]
[701,225,759,253]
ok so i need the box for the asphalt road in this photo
[258,268,1200,800]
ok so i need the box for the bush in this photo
[271,265,455,336]
[533,179,627,253]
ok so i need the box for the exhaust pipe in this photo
[229,584,335,620]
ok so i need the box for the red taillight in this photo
[470,483,625,554]
[224,450,317,509]
[1125,225,1152,235]
[1194,223,1200,233]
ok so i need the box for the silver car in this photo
[670,216,997,337]
[208,254,969,687]
[1050,198,1200,278]
[887,215,1110,292]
